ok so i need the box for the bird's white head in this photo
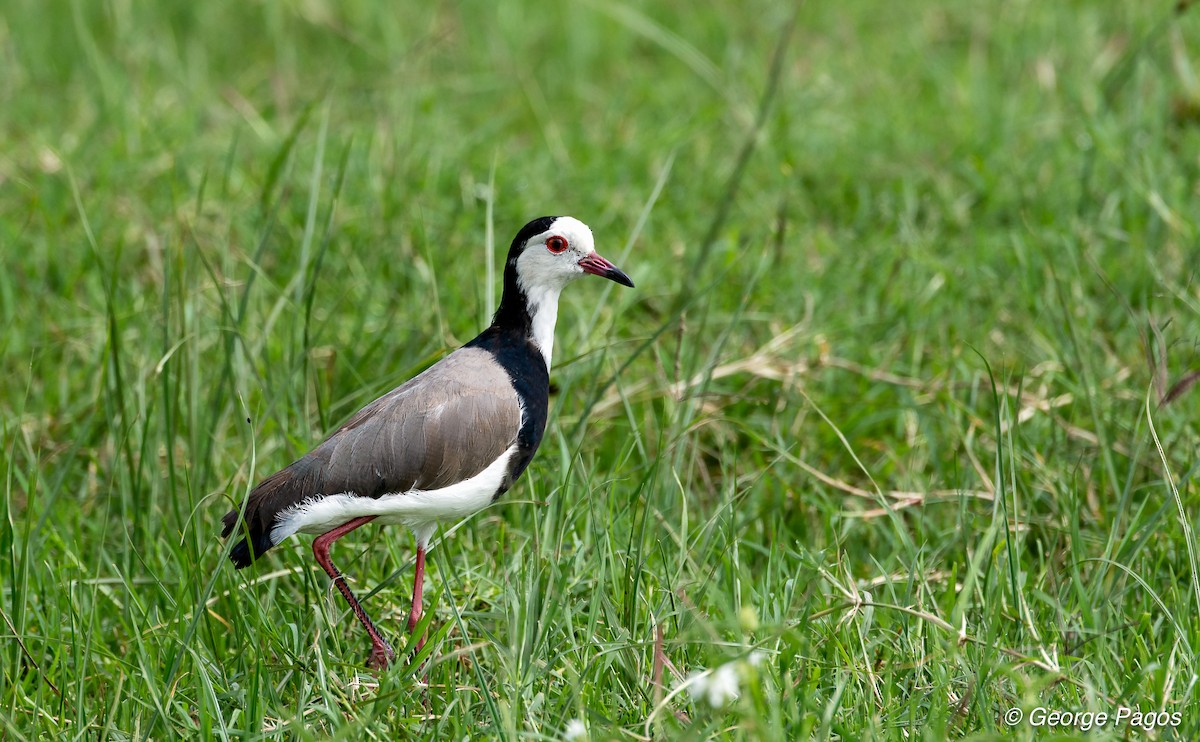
[511,216,634,294]
[495,216,634,369]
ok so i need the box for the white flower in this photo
[747,650,767,668]
[563,718,588,741]
[688,662,741,708]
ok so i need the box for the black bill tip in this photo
[580,252,634,288]
[605,266,634,288]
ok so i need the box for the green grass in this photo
[3,0,1200,738]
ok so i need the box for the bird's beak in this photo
[579,252,635,288]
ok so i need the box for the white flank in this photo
[269,444,518,549]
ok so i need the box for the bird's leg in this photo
[406,544,427,656]
[312,515,394,670]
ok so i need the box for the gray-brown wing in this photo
[319,348,521,495]
[222,347,520,567]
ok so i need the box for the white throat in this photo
[522,283,562,370]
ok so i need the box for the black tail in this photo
[221,508,275,569]
[222,458,322,569]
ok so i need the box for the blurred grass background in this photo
[2,0,1200,738]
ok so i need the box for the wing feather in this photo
[222,348,521,567]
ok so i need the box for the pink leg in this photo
[406,545,427,655]
[312,515,394,670]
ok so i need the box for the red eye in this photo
[546,235,569,254]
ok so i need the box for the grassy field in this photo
[3,0,1200,738]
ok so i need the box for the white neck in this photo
[523,283,562,370]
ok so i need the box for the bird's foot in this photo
[408,632,430,688]
[410,624,429,653]
[367,640,395,670]
[406,610,427,658]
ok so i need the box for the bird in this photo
[221,216,633,669]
